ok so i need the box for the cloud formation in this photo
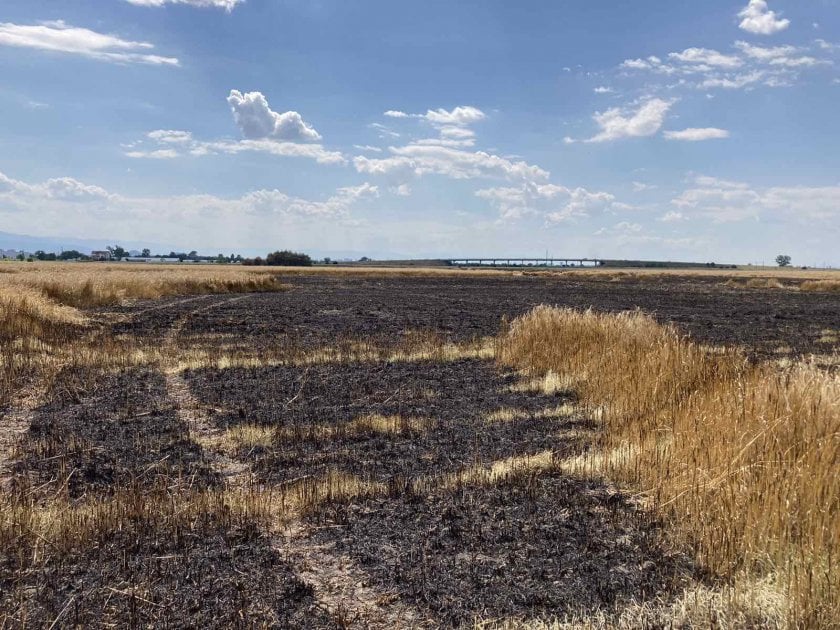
[227,90,322,142]
[664,128,730,141]
[354,145,548,182]
[585,99,673,143]
[476,183,617,222]
[383,106,487,127]
[0,20,179,65]
[0,169,375,220]
[672,176,839,222]
[620,39,831,92]
[124,0,243,10]
[738,1,790,36]
[127,130,345,165]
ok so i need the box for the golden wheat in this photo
[499,306,840,627]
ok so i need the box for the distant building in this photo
[90,250,112,261]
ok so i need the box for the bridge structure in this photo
[446,257,602,268]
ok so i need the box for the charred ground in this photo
[2,271,837,628]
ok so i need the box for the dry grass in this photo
[474,572,787,628]
[0,263,288,404]
[1,262,286,308]
[499,306,840,627]
[800,279,840,292]
[725,277,788,289]
[485,404,576,423]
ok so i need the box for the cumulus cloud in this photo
[0,20,179,65]
[593,86,615,94]
[123,0,243,10]
[227,90,322,142]
[738,0,790,35]
[664,127,730,141]
[584,99,673,143]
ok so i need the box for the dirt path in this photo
[162,295,252,486]
[275,522,432,629]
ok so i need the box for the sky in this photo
[0,0,838,264]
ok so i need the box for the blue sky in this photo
[1,0,838,263]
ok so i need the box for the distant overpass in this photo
[446,258,602,268]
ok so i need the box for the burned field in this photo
[1,271,838,627]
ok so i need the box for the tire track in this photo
[162,295,252,486]
[275,522,433,629]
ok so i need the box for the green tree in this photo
[142,248,151,257]
[775,254,792,267]
[107,245,127,260]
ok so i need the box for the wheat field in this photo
[499,306,839,627]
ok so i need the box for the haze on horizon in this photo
[0,0,838,266]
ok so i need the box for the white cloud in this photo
[699,71,765,89]
[584,99,673,143]
[0,20,179,65]
[769,55,822,68]
[123,0,243,10]
[593,86,615,94]
[738,0,790,35]
[669,48,742,69]
[0,169,375,222]
[672,175,840,222]
[476,183,617,222]
[391,184,412,197]
[125,149,180,159]
[382,106,487,128]
[424,106,486,127]
[354,144,548,182]
[659,211,687,222]
[227,90,321,142]
[439,126,476,140]
[620,37,831,92]
[147,130,193,144]
[632,181,657,192]
[353,144,382,153]
[127,129,345,165]
[734,40,798,61]
[664,127,730,141]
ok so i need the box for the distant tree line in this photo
[243,250,312,267]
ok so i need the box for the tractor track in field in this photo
[162,295,253,487]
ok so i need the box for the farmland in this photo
[1,264,839,628]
